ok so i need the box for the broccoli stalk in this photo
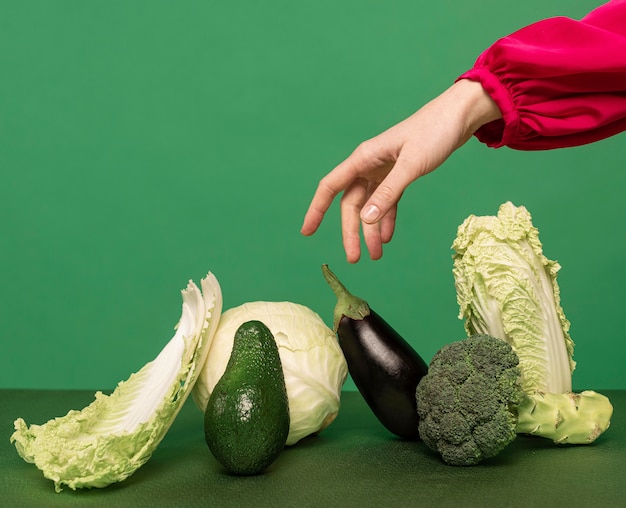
[415,335,613,466]
[515,389,612,444]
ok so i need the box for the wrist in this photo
[453,78,502,133]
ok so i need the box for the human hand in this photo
[301,79,501,263]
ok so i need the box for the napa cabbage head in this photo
[11,273,222,492]
[452,203,612,444]
[193,301,348,445]
[452,201,574,394]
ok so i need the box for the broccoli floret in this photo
[415,334,524,466]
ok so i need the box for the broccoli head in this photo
[416,334,614,466]
[415,334,524,466]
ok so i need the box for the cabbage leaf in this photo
[11,273,222,492]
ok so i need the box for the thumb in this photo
[360,166,414,224]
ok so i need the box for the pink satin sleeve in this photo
[458,0,626,150]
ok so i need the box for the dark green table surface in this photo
[1,389,624,507]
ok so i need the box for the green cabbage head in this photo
[193,301,348,445]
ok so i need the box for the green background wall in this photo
[1,1,623,392]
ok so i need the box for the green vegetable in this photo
[10,273,222,492]
[193,301,347,445]
[451,202,612,443]
[452,202,573,394]
[416,334,522,466]
[416,334,614,466]
[204,320,290,475]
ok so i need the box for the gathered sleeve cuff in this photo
[458,0,626,150]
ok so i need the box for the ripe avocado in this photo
[203,320,290,475]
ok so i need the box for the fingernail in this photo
[361,205,380,223]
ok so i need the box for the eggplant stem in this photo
[321,264,371,331]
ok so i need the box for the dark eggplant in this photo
[322,264,428,439]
